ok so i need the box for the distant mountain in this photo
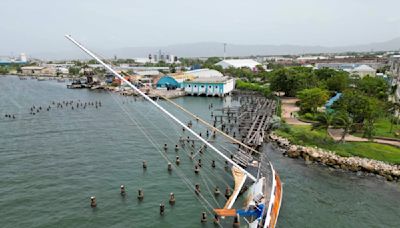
[35,37,400,60]
[107,37,400,58]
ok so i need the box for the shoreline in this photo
[268,133,400,182]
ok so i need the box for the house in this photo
[21,66,57,76]
[21,66,45,75]
[351,64,376,78]
[183,77,235,97]
[215,59,262,70]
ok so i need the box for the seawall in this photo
[269,133,400,181]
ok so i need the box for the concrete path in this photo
[328,128,400,147]
[280,97,400,147]
[281,98,311,125]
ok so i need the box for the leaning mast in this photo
[65,35,256,182]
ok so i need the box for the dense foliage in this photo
[296,88,329,113]
[0,66,9,74]
[269,67,319,96]
[235,80,270,97]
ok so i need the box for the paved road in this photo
[281,98,311,125]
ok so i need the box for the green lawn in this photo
[371,118,400,138]
[275,125,400,164]
[352,118,400,139]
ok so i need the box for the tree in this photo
[387,101,400,133]
[314,68,338,81]
[296,88,329,114]
[68,67,80,76]
[0,66,9,74]
[356,76,389,100]
[203,57,221,66]
[332,90,380,124]
[334,112,354,143]
[256,64,265,72]
[170,64,176,73]
[363,119,376,139]
[312,112,335,140]
[326,72,349,92]
[270,67,319,97]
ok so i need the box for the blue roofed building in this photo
[156,75,181,89]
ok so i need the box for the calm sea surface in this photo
[0,75,399,228]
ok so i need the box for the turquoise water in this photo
[0,76,399,227]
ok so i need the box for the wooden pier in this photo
[213,91,277,164]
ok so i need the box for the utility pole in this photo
[223,43,227,60]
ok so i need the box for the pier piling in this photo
[169,193,175,205]
[201,212,207,223]
[90,196,97,208]
[138,189,144,200]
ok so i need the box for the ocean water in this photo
[0,75,399,228]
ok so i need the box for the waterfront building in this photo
[184,68,223,78]
[156,75,181,89]
[183,77,235,97]
[21,66,45,75]
[21,66,58,76]
[215,59,262,70]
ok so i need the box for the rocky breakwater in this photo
[269,133,400,182]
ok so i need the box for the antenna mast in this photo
[223,43,227,60]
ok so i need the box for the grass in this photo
[353,118,400,139]
[275,124,400,164]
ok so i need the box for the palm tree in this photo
[334,112,354,143]
[389,101,400,131]
[312,112,335,140]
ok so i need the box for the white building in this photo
[215,59,262,70]
[184,68,224,78]
[351,64,376,78]
[183,77,235,97]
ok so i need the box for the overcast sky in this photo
[1,0,400,57]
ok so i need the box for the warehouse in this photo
[215,59,261,70]
[183,77,235,97]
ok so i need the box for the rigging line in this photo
[158,95,261,155]
[66,34,256,182]
[140,100,231,169]
[123,98,203,163]
[199,169,222,208]
[191,119,225,159]
[108,92,219,214]
[109,95,217,216]
[125,98,235,188]
[115,98,227,223]
[156,102,232,159]
[198,157,233,189]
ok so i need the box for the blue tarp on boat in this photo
[237,204,264,218]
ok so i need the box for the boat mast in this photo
[65,35,257,182]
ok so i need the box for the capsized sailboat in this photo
[65,35,282,228]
